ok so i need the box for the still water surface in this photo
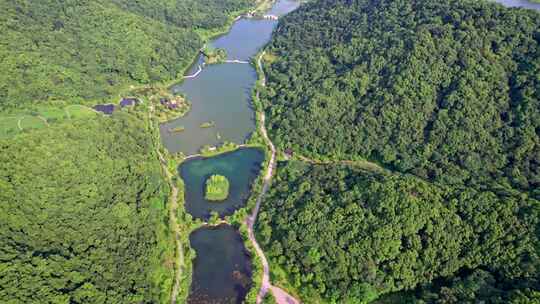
[179,2,300,303]
[180,148,264,220]
[171,0,540,303]
[188,225,253,304]
[161,0,301,155]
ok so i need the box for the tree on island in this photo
[205,174,230,201]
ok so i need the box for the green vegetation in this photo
[200,121,216,128]
[261,292,277,304]
[263,0,540,197]
[18,116,48,130]
[110,0,253,30]
[0,0,262,302]
[202,46,228,64]
[131,86,190,122]
[169,126,186,133]
[0,104,99,139]
[0,112,175,303]
[0,117,20,138]
[200,141,239,157]
[257,0,540,302]
[257,162,540,303]
[64,105,98,119]
[0,0,254,108]
[375,268,540,303]
[205,174,230,201]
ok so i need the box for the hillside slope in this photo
[0,0,253,108]
[0,1,257,303]
[0,113,173,303]
[258,0,540,302]
[262,0,540,196]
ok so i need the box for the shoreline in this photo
[156,1,300,303]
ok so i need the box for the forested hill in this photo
[0,112,173,303]
[261,0,540,197]
[257,162,539,303]
[110,0,252,29]
[0,0,253,108]
[257,0,540,303]
[0,1,257,302]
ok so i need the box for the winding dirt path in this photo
[246,52,300,304]
[149,105,185,304]
[159,153,184,304]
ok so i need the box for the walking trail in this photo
[149,105,185,304]
[160,152,184,304]
[245,52,300,304]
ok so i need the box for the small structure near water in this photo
[120,97,140,107]
[93,97,140,115]
[263,14,278,20]
[160,97,180,110]
[93,104,115,115]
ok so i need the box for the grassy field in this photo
[0,104,101,138]
[36,106,69,121]
[0,117,21,138]
[19,116,48,130]
[65,105,98,119]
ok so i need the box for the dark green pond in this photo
[180,148,264,220]
[165,1,301,303]
[188,224,252,304]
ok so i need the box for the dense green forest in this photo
[0,1,259,302]
[257,0,540,302]
[0,112,173,303]
[262,0,540,197]
[110,0,252,30]
[0,0,254,108]
[257,162,540,303]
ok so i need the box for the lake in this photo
[160,0,301,155]
[180,148,265,220]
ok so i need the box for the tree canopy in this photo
[257,162,540,303]
[0,112,174,303]
[257,0,540,302]
[0,0,253,108]
[262,0,540,197]
[0,1,260,302]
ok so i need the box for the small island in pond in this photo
[200,121,215,128]
[205,174,230,201]
[169,126,185,133]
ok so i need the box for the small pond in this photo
[188,224,252,304]
[180,148,264,220]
